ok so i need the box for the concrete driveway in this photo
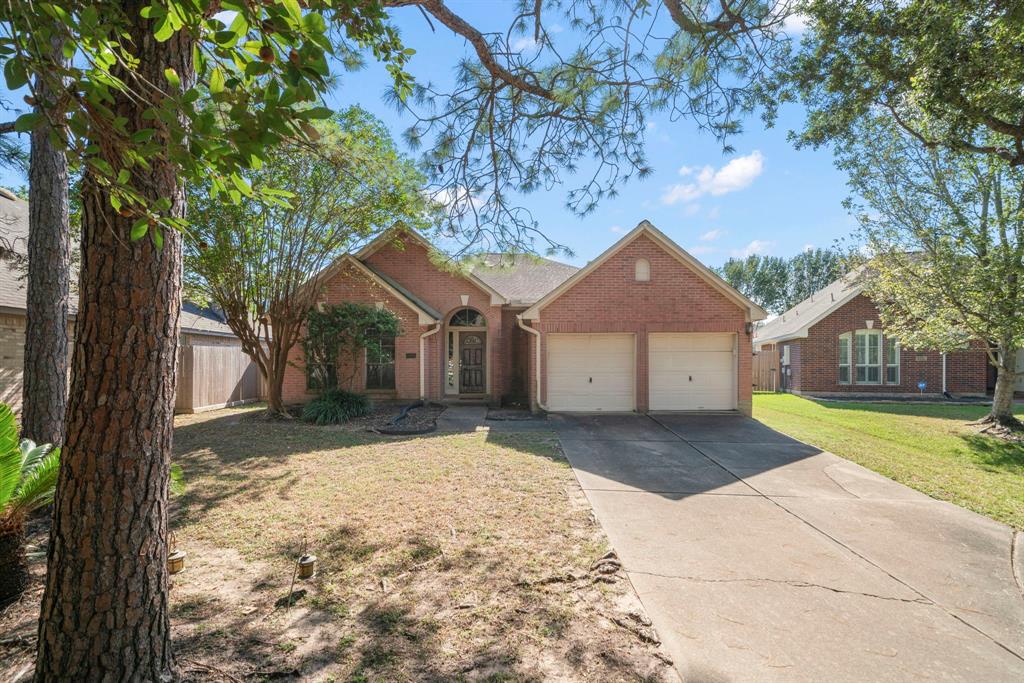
[552,413,1024,682]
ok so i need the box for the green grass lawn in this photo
[753,393,1024,529]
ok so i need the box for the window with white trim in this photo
[855,330,882,384]
[885,337,900,384]
[838,333,851,384]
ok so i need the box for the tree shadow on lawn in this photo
[171,410,567,528]
[957,434,1024,473]
[169,410,668,681]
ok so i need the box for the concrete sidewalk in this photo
[552,412,1024,682]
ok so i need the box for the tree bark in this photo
[21,35,70,447]
[989,344,1020,427]
[34,10,193,680]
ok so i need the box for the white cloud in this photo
[678,165,696,177]
[646,121,657,132]
[707,206,721,220]
[511,36,540,53]
[732,239,774,258]
[661,151,764,204]
[687,245,717,256]
[782,13,810,34]
[609,225,625,234]
[548,23,565,34]
[700,229,721,242]
[803,243,815,252]
[683,203,702,217]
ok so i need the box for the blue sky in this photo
[0,3,854,269]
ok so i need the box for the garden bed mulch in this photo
[340,401,446,434]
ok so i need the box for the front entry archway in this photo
[445,307,488,396]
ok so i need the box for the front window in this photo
[838,333,851,384]
[449,308,486,327]
[886,337,900,384]
[855,330,882,384]
[366,334,396,390]
[306,362,336,391]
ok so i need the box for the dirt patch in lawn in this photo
[1,405,673,682]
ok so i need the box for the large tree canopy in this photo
[185,106,428,415]
[716,247,846,314]
[789,0,1024,166]
[839,115,1024,427]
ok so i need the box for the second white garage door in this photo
[547,334,635,411]
[649,333,736,411]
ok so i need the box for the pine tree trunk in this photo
[34,13,193,681]
[22,35,70,447]
[989,346,1019,427]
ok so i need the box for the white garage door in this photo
[649,333,736,411]
[547,334,635,411]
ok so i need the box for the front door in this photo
[459,332,486,393]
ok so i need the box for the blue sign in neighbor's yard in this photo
[918,381,927,393]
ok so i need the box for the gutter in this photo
[419,322,442,400]
[516,314,548,412]
[942,352,947,394]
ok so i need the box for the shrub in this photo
[302,390,372,425]
[0,403,60,608]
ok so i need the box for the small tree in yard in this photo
[185,108,427,416]
[838,116,1024,430]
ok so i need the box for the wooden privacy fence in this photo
[176,344,264,413]
[752,346,779,392]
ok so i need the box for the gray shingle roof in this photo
[470,253,578,305]
[0,190,236,338]
[753,267,865,346]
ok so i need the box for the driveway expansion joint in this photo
[626,570,934,605]
[1013,530,1024,602]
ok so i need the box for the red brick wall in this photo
[364,235,508,401]
[529,234,754,414]
[792,293,987,395]
[281,260,433,404]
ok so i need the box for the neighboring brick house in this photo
[0,190,257,413]
[284,220,767,415]
[753,269,989,398]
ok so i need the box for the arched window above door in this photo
[449,308,486,327]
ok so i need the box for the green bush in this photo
[302,390,372,425]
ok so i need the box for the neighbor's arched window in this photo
[635,258,651,282]
[449,308,486,327]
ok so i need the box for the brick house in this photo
[753,269,989,398]
[283,220,767,414]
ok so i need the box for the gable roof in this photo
[522,220,768,321]
[753,267,866,347]
[0,190,237,338]
[325,254,441,325]
[356,225,509,306]
[470,253,579,306]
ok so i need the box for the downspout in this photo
[942,352,947,394]
[516,314,548,412]
[419,322,442,400]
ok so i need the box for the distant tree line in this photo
[715,247,848,315]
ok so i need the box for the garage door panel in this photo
[548,334,634,411]
[650,333,736,411]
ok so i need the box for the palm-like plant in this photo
[0,403,61,608]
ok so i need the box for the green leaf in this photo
[153,17,174,42]
[13,112,43,133]
[164,67,180,88]
[3,59,28,90]
[130,218,149,240]
[209,67,224,94]
[153,226,164,250]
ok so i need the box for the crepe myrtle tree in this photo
[185,107,429,416]
[838,116,1024,429]
[3,0,797,677]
